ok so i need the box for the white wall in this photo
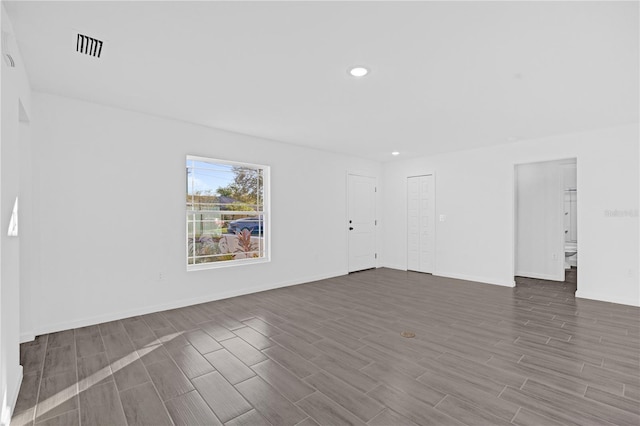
[26,92,380,336]
[382,124,639,307]
[0,5,31,423]
[515,161,565,281]
[563,164,577,190]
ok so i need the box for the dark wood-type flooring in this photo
[12,267,640,425]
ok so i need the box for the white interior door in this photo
[348,174,377,272]
[407,175,435,273]
[515,161,565,281]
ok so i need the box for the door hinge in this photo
[375,253,377,259]
[375,187,377,192]
[375,220,377,225]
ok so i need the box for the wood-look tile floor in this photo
[12,267,640,426]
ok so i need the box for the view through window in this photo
[186,156,268,269]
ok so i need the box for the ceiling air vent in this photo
[76,33,103,58]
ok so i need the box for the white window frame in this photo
[186,155,270,271]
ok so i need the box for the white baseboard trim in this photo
[379,263,408,271]
[575,290,640,307]
[515,271,564,282]
[20,332,36,344]
[1,365,23,426]
[434,272,515,288]
[33,270,348,336]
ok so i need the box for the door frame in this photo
[346,171,378,273]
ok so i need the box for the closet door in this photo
[407,175,435,273]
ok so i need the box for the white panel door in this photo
[407,177,420,271]
[407,175,435,273]
[348,174,377,273]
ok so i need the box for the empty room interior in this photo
[1,1,639,426]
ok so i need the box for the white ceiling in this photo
[4,1,639,162]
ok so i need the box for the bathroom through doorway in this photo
[514,158,578,291]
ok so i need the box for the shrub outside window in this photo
[186,155,269,270]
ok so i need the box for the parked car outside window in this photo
[227,216,264,236]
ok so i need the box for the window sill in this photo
[187,256,271,272]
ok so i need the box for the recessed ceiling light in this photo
[391,151,400,156]
[349,67,369,77]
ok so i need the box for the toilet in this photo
[564,242,577,269]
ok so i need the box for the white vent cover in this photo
[76,33,103,58]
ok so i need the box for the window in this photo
[186,156,269,270]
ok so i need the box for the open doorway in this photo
[514,158,577,292]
